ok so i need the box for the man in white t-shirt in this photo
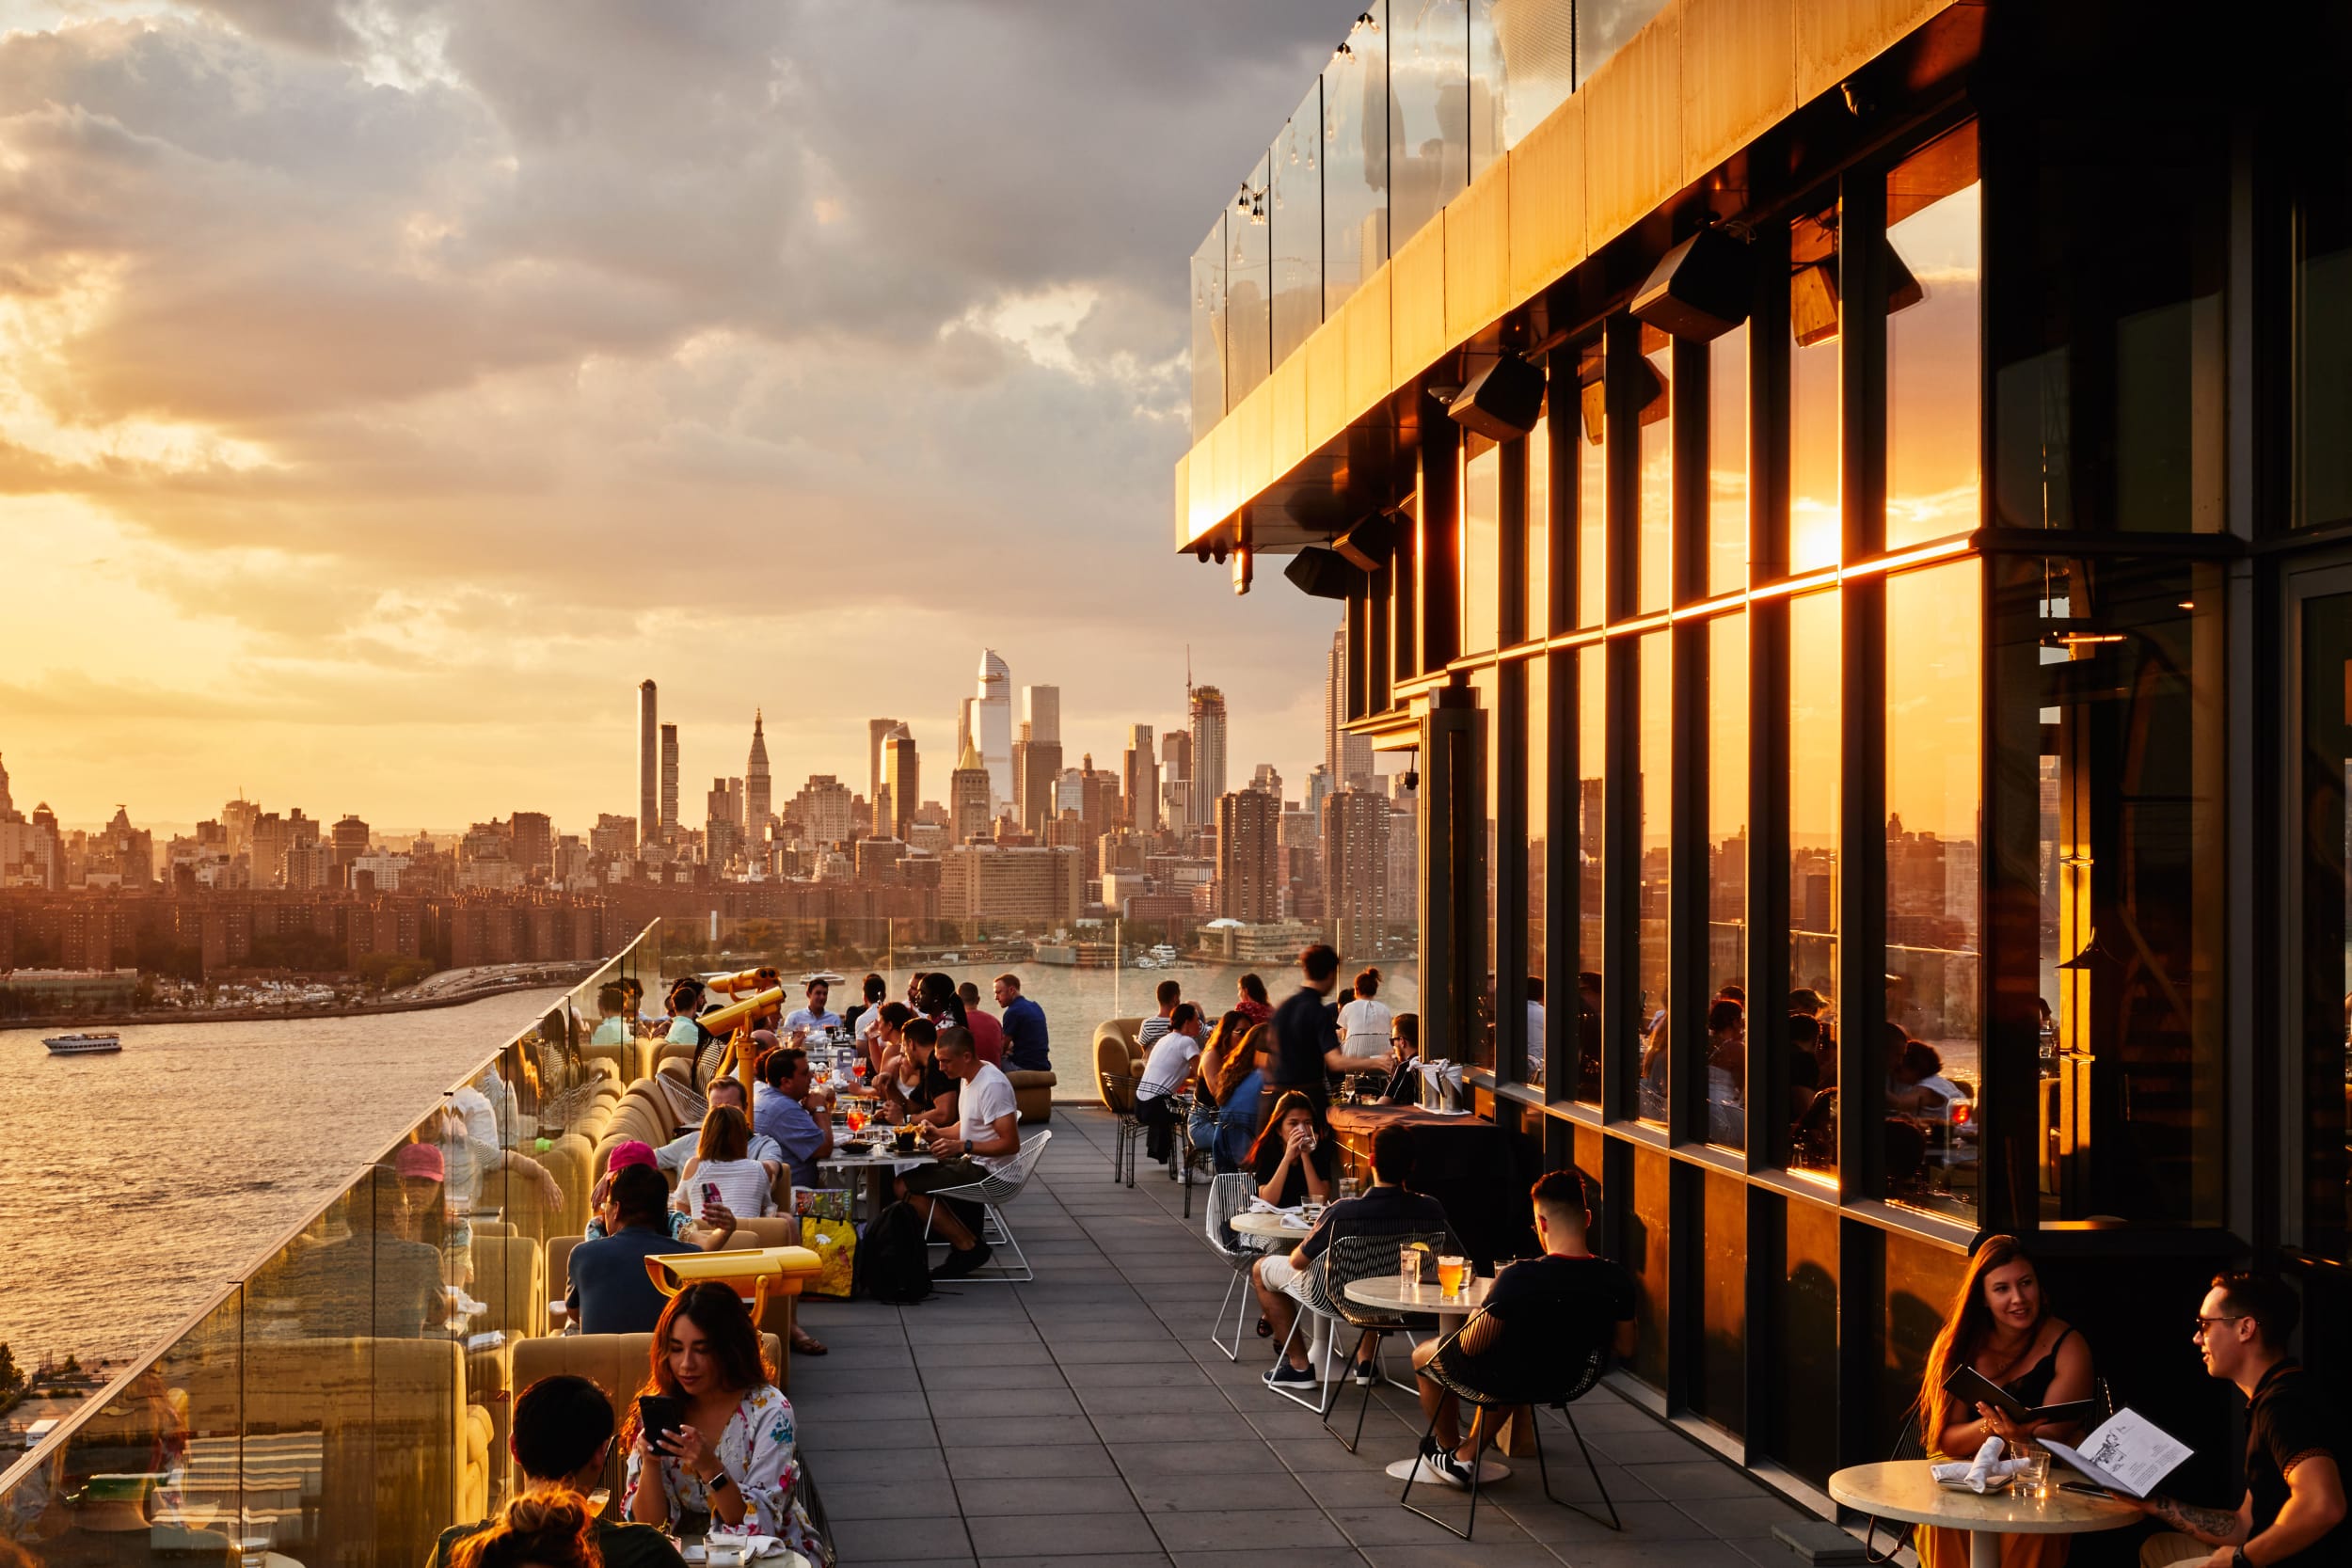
[1136,1002,1203,1169]
[897,1025,1022,1278]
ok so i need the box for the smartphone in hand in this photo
[636,1393,690,1446]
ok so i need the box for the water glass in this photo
[1338,1176,1361,1202]
[1400,1244,1429,1284]
[2014,1447,2050,1500]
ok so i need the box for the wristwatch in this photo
[2230,1548,2249,1568]
[705,1470,734,1492]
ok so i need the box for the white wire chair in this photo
[1202,1174,1264,1361]
[916,1128,1052,1284]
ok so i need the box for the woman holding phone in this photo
[625,1282,829,1560]
[675,1105,778,1221]
[1913,1235,2097,1568]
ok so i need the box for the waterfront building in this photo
[949,737,992,846]
[588,813,636,859]
[638,678,659,850]
[940,841,1081,928]
[746,709,771,832]
[658,722,679,844]
[1189,684,1229,809]
[1160,728,1193,834]
[882,723,920,843]
[1121,724,1159,834]
[509,811,552,879]
[866,717,898,834]
[1322,786,1391,960]
[965,649,1014,809]
[1014,733,1063,837]
[1168,0,2352,1503]
[783,774,856,848]
[328,814,372,884]
[1214,787,1279,923]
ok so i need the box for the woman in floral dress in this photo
[624,1282,829,1562]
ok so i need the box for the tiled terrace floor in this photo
[793,1105,1820,1568]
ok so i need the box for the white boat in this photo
[44,1032,123,1056]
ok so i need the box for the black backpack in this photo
[855,1201,932,1304]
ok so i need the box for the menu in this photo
[2041,1408,2192,1499]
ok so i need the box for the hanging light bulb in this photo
[1357,9,1381,33]
[1333,40,1353,62]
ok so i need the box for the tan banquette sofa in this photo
[1093,1019,1146,1110]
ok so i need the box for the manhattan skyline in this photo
[0,2,1345,830]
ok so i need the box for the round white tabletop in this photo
[1230,1211,1316,1243]
[1344,1273,1492,1320]
[820,1148,936,1171]
[1828,1461,2138,1568]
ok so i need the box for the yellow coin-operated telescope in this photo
[643,1245,823,1330]
[706,966,782,998]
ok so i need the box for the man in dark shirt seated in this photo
[566,1164,678,1335]
[1254,1125,1451,1388]
[430,1373,686,1568]
[2135,1272,2347,1568]
[1410,1167,1636,1489]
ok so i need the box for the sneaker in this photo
[1262,1361,1316,1387]
[1412,1437,1468,1490]
[1351,1356,1379,1386]
[930,1241,994,1279]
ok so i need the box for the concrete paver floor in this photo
[792,1106,1822,1568]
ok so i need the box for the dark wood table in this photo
[1322,1103,1539,1271]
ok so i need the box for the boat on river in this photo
[42,1032,122,1056]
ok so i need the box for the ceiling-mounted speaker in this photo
[1630,226,1756,341]
[1445,353,1545,441]
[1333,512,1399,572]
[1284,546,1359,601]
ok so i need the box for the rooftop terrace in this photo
[799,1104,1823,1568]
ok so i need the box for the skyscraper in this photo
[867,718,898,834]
[883,723,920,842]
[660,723,680,841]
[510,812,552,877]
[950,736,993,846]
[1160,729,1193,833]
[1189,684,1229,810]
[1216,788,1280,922]
[0,752,12,819]
[974,650,1013,808]
[746,710,771,831]
[1012,723,1063,838]
[1122,724,1159,833]
[638,679,659,851]
[1022,685,1060,746]
[1327,628,1375,790]
[1324,786,1392,958]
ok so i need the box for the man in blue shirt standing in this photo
[994,974,1052,1073]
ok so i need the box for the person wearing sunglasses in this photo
[2134,1273,2345,1568]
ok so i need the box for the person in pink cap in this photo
[586,1140,733,1248]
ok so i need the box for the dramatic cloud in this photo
[0,0,1357,828]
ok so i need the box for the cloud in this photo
[0,0,1362,824]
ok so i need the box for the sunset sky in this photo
[0,1,1348,832]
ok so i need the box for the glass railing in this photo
[0,922,665,1563]
[1189,0,1664,440]
[0,917,1422,1560]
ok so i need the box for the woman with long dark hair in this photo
[1247,1089,1336,1207]
[625,1282,828,1560]
[1912,1236,2096,1568]
[1235,973,1273,1027]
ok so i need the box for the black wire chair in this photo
[1099,1071,1148,1186]
[1322,1227,1448,1452]
[1399,1316,1621,1542]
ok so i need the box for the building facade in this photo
[1214,787,1280,924]
[1172,0,2352,1518]
[1322,785,1391,960]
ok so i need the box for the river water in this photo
[0,955,1418,1370]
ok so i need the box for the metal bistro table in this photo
[817,1145,937,1224]
[1828,1461,2139,1568]
[1343,1274,1509,1484]
[1230,1210,1316,1245]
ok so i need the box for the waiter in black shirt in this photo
[2135,1272,2346,1568]
[1263,942,1397,1120]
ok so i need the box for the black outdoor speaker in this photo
[1333,512,1398,572]
[1630,226,1756,341]
[1284,546,1359,600]
[1445,353,1545,441]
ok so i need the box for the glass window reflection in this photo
[1472,664,1501,1071]
[1708,613,1749,1152]
[1388,0,1470,245]
[1633,630,1671,1125]
[2004,557,2227,1227]
[1270,80,1325,367]
[2296,160,2352,528]
[1789,591,1840,1176]
[1576,647,1605,1103]
[1886,125,1981,548]
[1578,339,1608,626]
[1528,653,1550,1089]
[1228,150,1273,403]
[1323,5,1390,316]
[1463,437,1501,655]
[1528,412,1551,639]
[2297,593,2352,1260]
[1883,560,1981,1222]
[1790,206,1841,575]
[1638,325,1674,613]
[1190,215,1226,438]
[1709,322,1749,596]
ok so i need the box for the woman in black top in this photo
[1914,1236,2096,1568]
[1248,1090,1336,1207]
